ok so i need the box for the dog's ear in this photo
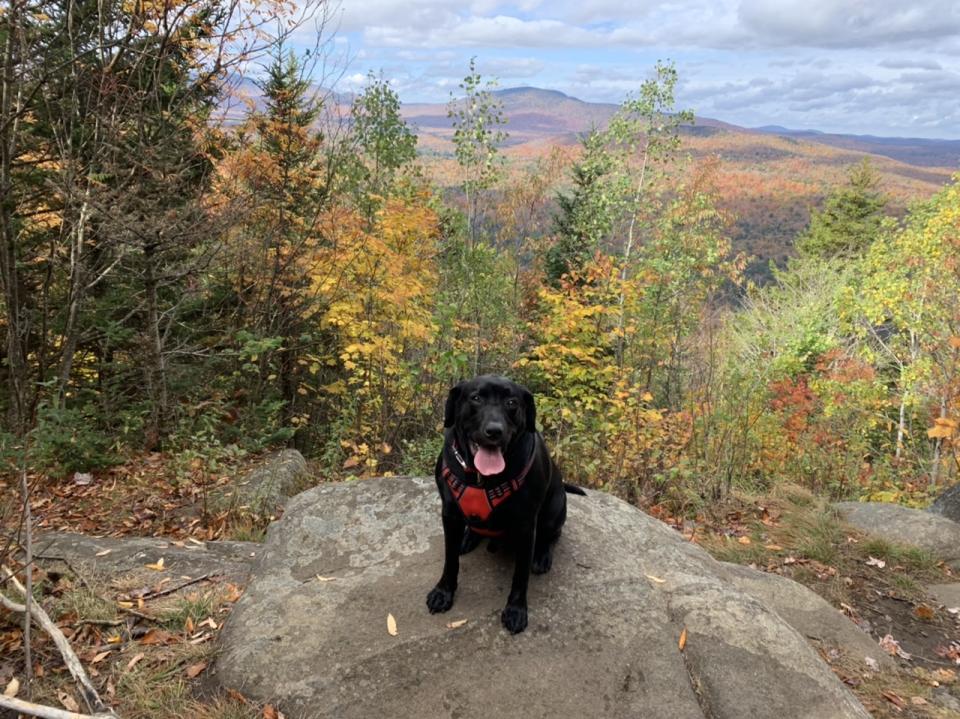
[444,383,464,428]
[522,387,536,431]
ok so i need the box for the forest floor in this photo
[1,455,959,718]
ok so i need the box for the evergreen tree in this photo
[546,130,616,285]
[796,159,888,259]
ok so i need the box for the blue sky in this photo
[297,0,960,139]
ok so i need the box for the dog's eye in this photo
[469,393,482,404]
[505,398,519,409]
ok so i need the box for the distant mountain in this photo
[403,87,742,149]
[400,86,957,284]
[752,126,960,168]
[401,86,959,170]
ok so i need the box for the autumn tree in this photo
[0,0,297,445]
[217,45,334,437]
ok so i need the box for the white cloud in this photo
[737,0,960,49]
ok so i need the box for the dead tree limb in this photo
[1,564,119,717]
[141,572,215,600]
[0,693,117,719]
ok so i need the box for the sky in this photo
[296,0,960,139]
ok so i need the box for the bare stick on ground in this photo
[141,572,216,600]
[0,693,118,719]
[1,564,119,717]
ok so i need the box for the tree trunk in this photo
[142,238,169,448]
[0,1,30,433]
[55,198,91,406]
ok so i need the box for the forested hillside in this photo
[2,1,959,519]
[405,87,956,283]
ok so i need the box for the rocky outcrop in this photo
[209,449,310,517]
[215,477,873,719]
[834,501,960,569]
[929,482,960,524]
[35,532,258,582]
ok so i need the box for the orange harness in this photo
[441,439,536,536]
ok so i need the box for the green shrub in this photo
[29,403,118,476]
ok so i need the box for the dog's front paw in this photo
[426,585,455,613]
[500,603,528,634]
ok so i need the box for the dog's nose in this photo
[483,423,504,441]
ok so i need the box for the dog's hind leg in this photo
[460,527,483,555]
[531,527,559,574]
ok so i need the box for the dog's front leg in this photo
[501,522,535,634]
[426,511,464,613]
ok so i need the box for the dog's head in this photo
[444,375,536,475]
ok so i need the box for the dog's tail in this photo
[564,482,587,496]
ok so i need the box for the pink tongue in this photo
[474,446,505,475]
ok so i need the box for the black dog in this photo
[425,375,584,634]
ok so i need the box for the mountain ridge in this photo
[402,86,959,169]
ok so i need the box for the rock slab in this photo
[210,449,310,516]
[929,482,960,524]
[834,501,960,568]
[35,532,258,582]
[215,478,871,719]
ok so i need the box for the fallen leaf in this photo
[910,696,928,706]
[866,556,886,569]
[387,613,398,636]
[678,627,687,651]
[223,583,244,603]
[737,536,751,545]
[446,619,468,629]
[185,616,195,634]
[263,706,279,719]
[881,690,906,709]
[139,628,172,645]
[185,661,208,678]
[879,634,912,660]
[106,633,122,644]
[315,575,336,582]
[227,688,249,705]
[645,574,667,584]
[3,677,19,698]
[864,657,880,672]
[58,691,80,712]
[144,558,165,571]
[92,651,112,664]
[914,604,936,621]
[764,544,783,551]
[95,549,112,557]
[126,653,145,671]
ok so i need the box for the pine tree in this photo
[796,159,888,259]
[546,130,616,285]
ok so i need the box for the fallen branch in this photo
[141,572,216,600]
[1,564,119,717]
[0,693,117,719]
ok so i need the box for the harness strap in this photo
[442,436,538,529]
